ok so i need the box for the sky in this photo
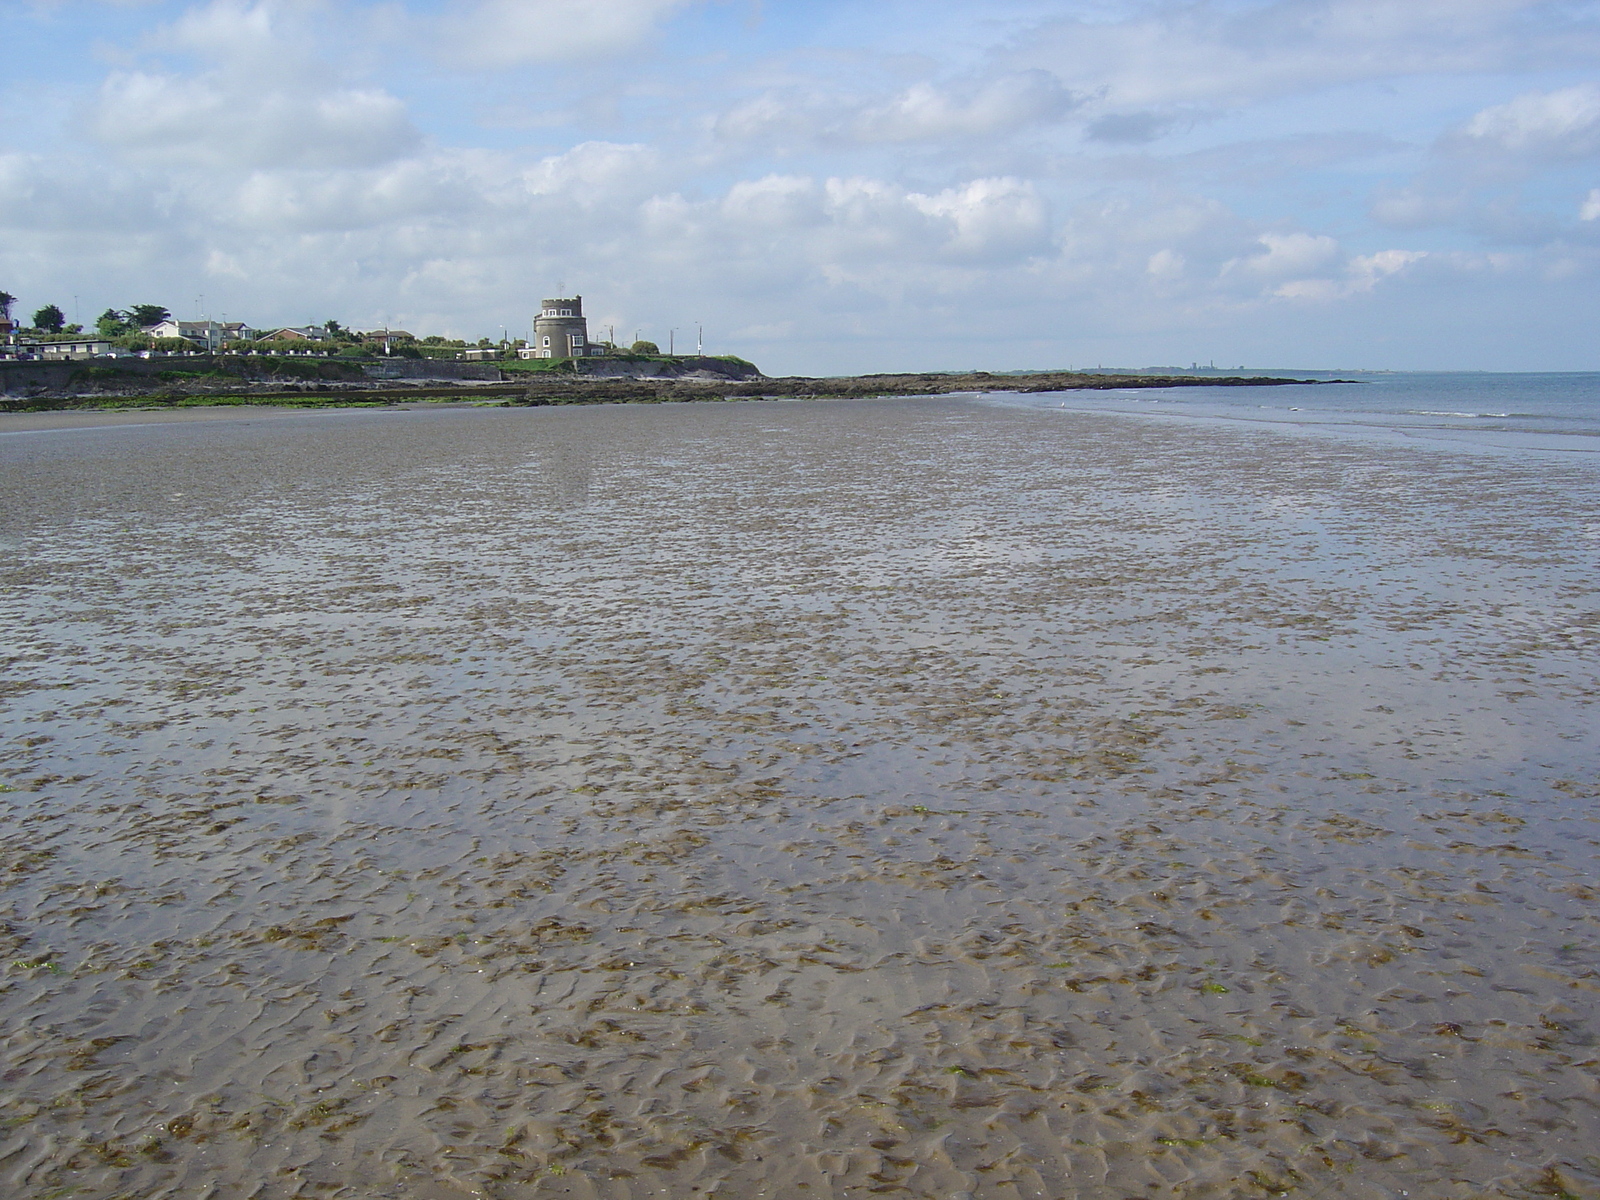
[2,0,1599,374]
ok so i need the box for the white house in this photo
[145,319,255,349]
[38,339,123,360]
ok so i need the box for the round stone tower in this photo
[532,296,589,360]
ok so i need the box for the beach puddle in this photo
[0,398,1597,1198]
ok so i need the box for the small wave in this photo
[1408,410,1511,418]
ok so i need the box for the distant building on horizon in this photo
[522,296,604,360]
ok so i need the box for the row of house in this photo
[139,298,607,362]
[144,320,364,348]
[1,321,422,361]
[3,295,607,363]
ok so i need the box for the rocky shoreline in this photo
[0,358,1335,413]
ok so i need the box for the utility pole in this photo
[697,322,703,356]
[669,328,677,355]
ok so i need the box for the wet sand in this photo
[0,402,481,434]
[0,397,1597,1199]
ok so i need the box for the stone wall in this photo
[0,355,504,397]
[360,359,503,381]
[0,360,81,394]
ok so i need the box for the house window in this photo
[560,309,572,317]
[542,336,550,347]
[570,334,584,347]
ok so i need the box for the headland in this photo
[0,354,1335,414]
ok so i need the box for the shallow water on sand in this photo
[0,398,1597,1200]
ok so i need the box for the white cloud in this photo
[1275,248,1427,300]
[1448,83,1600,161]
[809,175,1048,266]
[853,72,1080,142]
[1348,247,1428,286]
[720,174,826,229]
[715,71,1079,147]
[227,157,480,231]
[1582,188,1600,221]
[164,0,279,58]
[521,142,663,200]
[83,1,419,170]
[907,177,1050,260]
[0,152,161,233]
[1224,232,1340,280]
[439,0,689,68]
[1007,0,1597,111]
[671,172,1050,271]
[1147,248,1186,279]
[91,70,418,169]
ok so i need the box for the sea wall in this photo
[0,360,82,394]
[361,359,503,381]
[0,354,504,398]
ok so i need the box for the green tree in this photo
[33,304,65,333]
[0,291,15,322]
[630,339,659,355]
[96,308,129,336]
[127,304,171,328]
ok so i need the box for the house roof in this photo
[259,327,326,339]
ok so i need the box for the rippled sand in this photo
[1,397,1597,1200]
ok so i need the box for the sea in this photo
[992,369,1600,458]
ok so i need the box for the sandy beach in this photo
[0,396,1596,1199]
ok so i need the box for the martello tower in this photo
[531,296,590,360]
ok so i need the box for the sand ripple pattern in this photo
[0,398,1598,1199]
